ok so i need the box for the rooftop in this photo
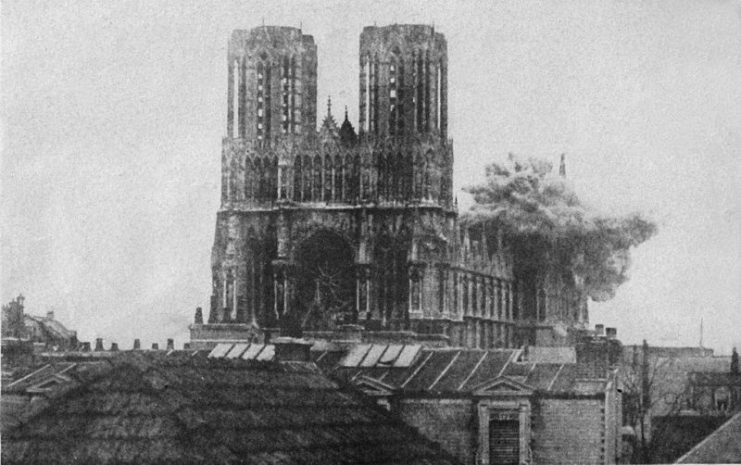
[2,352,458,465]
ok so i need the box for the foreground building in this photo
[1,346,457,465]
[191,24,589,349]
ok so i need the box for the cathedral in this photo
[189,24,589,349]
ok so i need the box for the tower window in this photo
[256,61,264,140]
[231,59,239,138]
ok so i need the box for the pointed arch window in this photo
[293,156,302,201]
[349,154,361,201]
[389,52,398,135]
[245,158,255,200]
[424,150,434,200]
[313,155,322,201]
[290,56,299,134]
[416,51,424,132]
[268,156,278,201]
[324,154,333,201]
[414,153,425,199]
[282,56,290,134]
[256,61,265,140]
[436,59,442,131]
[254,158,265,201]
[334,154,343,202]
[362,56,370,133]
[231,59,240,138]
[303,155,313,201]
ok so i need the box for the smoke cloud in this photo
[463,154,658,301]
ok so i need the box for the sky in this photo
[2,0,740,353]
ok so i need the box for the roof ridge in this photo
[676,410,741,463]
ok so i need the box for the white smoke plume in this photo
[463,154,657,301]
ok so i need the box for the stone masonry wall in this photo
[395,398,476,465]
[532,397,606,465]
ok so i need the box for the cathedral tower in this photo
[226,27,317,142]
[359,25,447,138]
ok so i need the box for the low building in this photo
[310,343,622,465]
[2,295,78,350]
[1,345,459,465]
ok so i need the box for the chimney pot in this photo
[133,339,141,350]
[166,339,174,350]
[595,324,605,336]
[94,338,104,351]
[606,327,617,339]
[151,343,159,350]
[110,342,119,351]
[273,337,313,362]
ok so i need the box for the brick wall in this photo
[396,398,476,465]
[532,397,605,465]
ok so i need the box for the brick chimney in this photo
[133,339,141,350]
[151,343,159,350]
[81,341,91,352]
[110,342,119,352]
[606,327,617,339]
[194,307,203,324]
[166,339,174,351]
[273,337,313,362]
[595,324,605,337]
[94,338,104,351]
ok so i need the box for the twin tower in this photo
[193,24,526,350]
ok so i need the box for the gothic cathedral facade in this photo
[190,25,589,349]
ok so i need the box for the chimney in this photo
[732,347,739,375]
[273,337,313,362]
[110,342,119,351]
[81,341,91,352]
[94,338,104,351]
[194,307,203,324]
[151,343,159,350]
[595,324,605,337]
[166,339,174,351]
[133,339,141,350]
[46,310,55,320]
[606,327,617,339]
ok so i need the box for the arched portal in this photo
[293,231,355,331]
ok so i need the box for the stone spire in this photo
[559,153,566,177]
[319,95,339,140]
[339,105,357,146]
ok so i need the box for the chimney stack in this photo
[94,338,104,351]
[151,343,159,350]
[595,324,605,337]
[166,339,174,351]
[133,339,141,350]
[46,310,55,320]
[81,341,91,352]
[606,327,617,340]
[732,347,739,375]
[273,337,313,362]
[194,307,203,324]
[110,342,119,351]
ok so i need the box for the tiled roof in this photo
[676,411,741,463]
[2,352,458,465]
[329,346,609,395]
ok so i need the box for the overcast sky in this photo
[3,0,740,353]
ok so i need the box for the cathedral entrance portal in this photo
[294,231,355,331]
